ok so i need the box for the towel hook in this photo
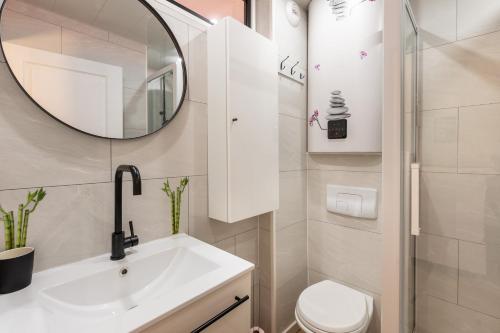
[291,61,300,75]
[280,55,290,71]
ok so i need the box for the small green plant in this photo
[0,188,46,250]
[162,178,188,235]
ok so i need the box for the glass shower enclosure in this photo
[401,1,418,332]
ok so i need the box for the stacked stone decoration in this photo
[326,90,351,121]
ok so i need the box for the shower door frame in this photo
[380,0,419,332]
[401,1,419,332]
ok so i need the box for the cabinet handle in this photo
[190,295,250,333]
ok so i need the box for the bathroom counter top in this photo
[0,234,254,332]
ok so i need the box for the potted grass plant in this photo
[0,188,46,294]
[162,178,188,235]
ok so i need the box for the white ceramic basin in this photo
[40,247,218,316]
[0,234,254,333]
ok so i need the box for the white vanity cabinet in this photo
[138,273,252,333]
[208,17,279,223]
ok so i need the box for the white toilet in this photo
[295,280,373,333]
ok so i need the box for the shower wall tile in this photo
[308,219,382,293]
[307,154,382,172]
[276,170,307,231]
[279,114,307,171]
[421,31,500,111]
[458,103,500,175]
[421,172,500,245]
[416,233,458,303]
[112,101,208,180]
[457,0,500,40]
[419,108,458,172]
[410,0,457,49]
[459,241,500,318]
[417,295,500,333]
[308,170,382,233]
[308,270,381,333]
[0,64,111,190]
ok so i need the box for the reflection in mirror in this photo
[0,0,186,139]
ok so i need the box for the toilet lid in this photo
[297,280,368,333]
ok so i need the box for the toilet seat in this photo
[295,280,369,333]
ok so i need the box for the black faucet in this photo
[111,165,142,260]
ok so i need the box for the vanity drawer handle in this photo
[190,295,250,333]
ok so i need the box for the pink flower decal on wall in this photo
[314,64,321,71]
[309,110,319,126]
[360,51,368,59]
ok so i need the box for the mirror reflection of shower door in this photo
[402,1,418,333]
[147,70,175,132]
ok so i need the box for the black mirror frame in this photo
[0,0,188,140]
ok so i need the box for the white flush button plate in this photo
[327,185,378,219]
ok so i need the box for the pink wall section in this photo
[175,0,245,23]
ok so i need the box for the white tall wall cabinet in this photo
[208,18,279,223]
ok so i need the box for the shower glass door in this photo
[401,2,418,333]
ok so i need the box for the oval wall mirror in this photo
[0,0,187,139]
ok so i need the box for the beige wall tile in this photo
[308,219,382,293]
[455,174,500,245]
[421,31,500,110]
[277,269,308,332]
[0,183,114,271]
[213,237,236,255]
[416,233,458,303]
[457,0,500,40]
[419,108,458,172]
[187,175,258,244]
[276,221,307,289]
[280,114,307,171]
[0,64,111,190]
[187,27,207,104]
[308,269,381,333]
[122,178,188,241]
[258,226,271,290]
[307,154,382,172]
[276,170,307,231]
[252,281,260,328]
[459,103,500,175]
[417,294,500,333]
[459,241,500,318]
[421,172,500,244]
[279,76,307,120]
[420,172,458,239]
[276,221,308,331]
[410,0,457,49]
[259,285,272,333]
[236,229,259,265]
[112,101,207,180]
[308,170,382,233]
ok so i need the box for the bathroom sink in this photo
[0,234,254,333]
[39,247,218,316]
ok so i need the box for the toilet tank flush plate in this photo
[326,185,378,219]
